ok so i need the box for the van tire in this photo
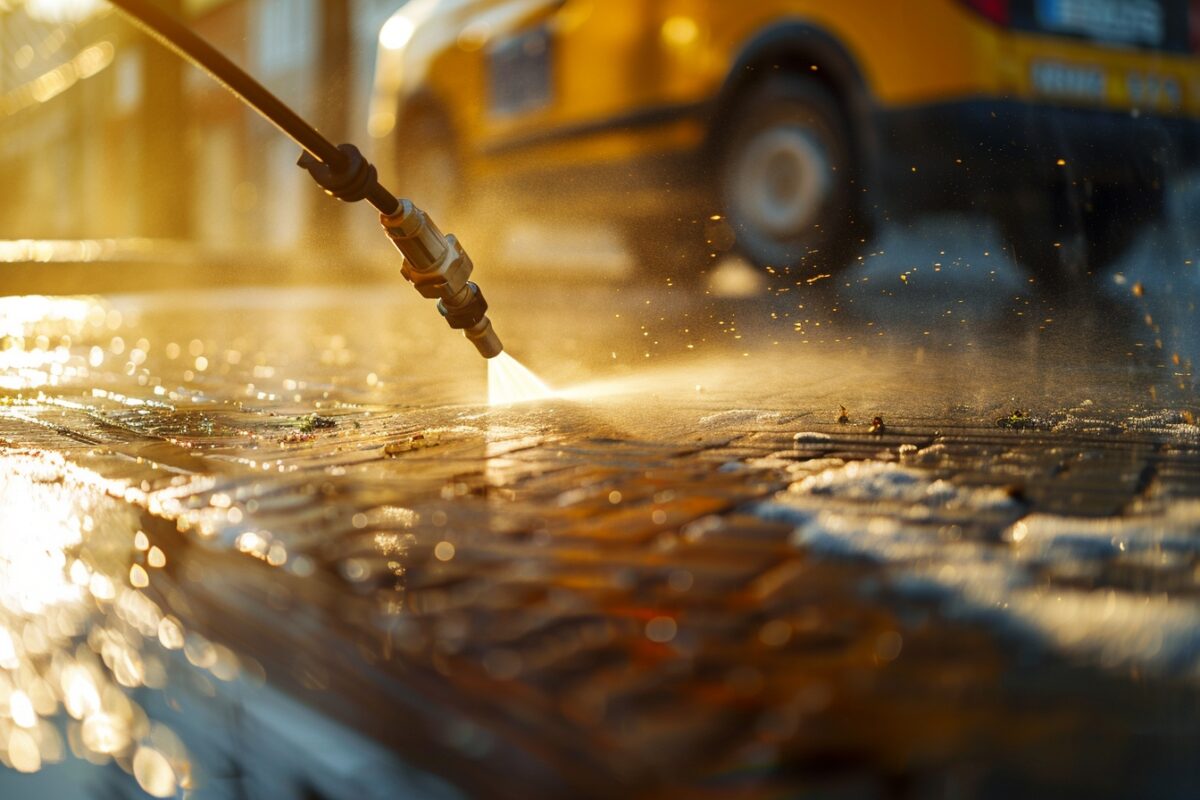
[717,76,863,278]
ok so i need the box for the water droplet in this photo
[875,631,903,661]
[645,616,677,643]
[133,746,177,798]
[266,542,288,567]
[8,728,41,773]
[184,635,217,669]
[147,546,166,569]
[69,559,90,587]
[758,620,792,648]
[62,666,101,719]
[81,712,129,755]
[667,569,693,593]
[111,646,145,688]
[89,574,115,601]
[10,689,37,728]
[157,617,184,650]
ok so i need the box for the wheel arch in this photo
[394,89,458,156]
[383,88,464,194]
[383,88,468,218]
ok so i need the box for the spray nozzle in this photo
[298,145,504,360]
[381,200,504,359]
[102,0,504,362]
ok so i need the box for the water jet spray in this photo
[106,0,504,361]
[488,352,556,406]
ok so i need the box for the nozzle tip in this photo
[465,317,503,359]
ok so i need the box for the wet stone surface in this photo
[1,286,1199,798]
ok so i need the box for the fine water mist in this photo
[488,352,556,406]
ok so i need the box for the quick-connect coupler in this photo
[380,199,504,359]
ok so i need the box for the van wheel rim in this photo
[729,125,832,240]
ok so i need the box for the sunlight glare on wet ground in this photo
[0,296,114,392]
[0,277,1197,796]
[487,352,556,406]
[0,455,194,794]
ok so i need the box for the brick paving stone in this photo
[2,292,1200,798]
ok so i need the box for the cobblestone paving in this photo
[1,287,1199,798]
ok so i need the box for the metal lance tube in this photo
[104,0,504,359]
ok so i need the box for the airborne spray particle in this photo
[488,353,555,405]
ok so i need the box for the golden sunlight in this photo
[23,0,103,23]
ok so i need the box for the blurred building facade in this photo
[0,0,403,250]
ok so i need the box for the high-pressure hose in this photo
[104,0,503,359]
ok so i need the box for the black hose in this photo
[105,0,399,215]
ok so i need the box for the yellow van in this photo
[369,0,1200,284]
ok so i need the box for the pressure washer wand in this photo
[104,0,503,359]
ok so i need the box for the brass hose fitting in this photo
[380,200,503,359]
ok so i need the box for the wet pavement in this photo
[1,237,1199,798]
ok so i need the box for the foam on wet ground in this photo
[764,457,1200,679]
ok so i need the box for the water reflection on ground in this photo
[0,453,189,797]
[0,252,1196,798]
